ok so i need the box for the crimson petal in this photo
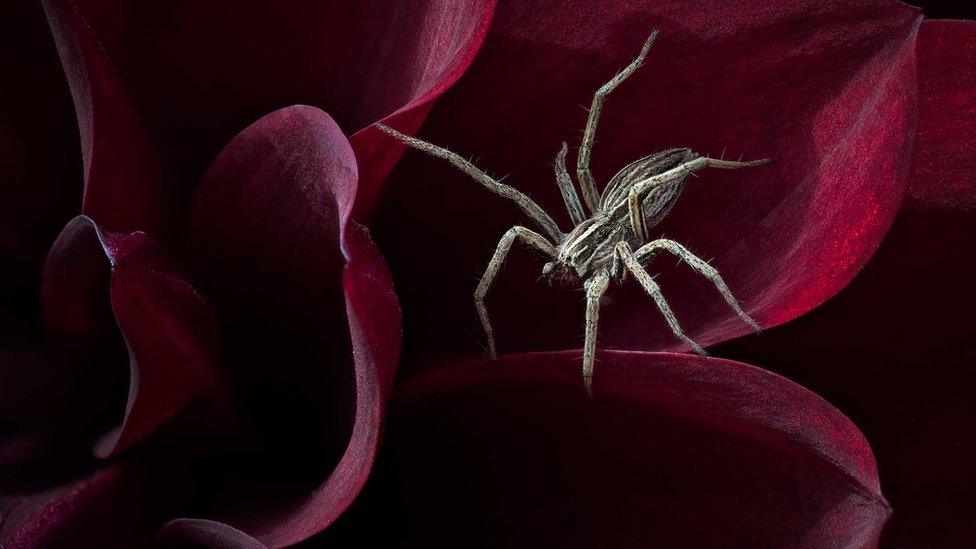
[718,19,976,546]
[902,19,976,212]
[42,216,220,457]
[342,351,887,547]
[374,0,921,361]
[40,0,172,235]
[162,106,400,547]
[0,464,171,547]
[58,0,495,216]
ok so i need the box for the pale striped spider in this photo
[377,30,767,392]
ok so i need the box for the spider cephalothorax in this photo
[377,30,767,392]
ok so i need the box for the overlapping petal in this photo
[41,216,221,457]
[340,351,887,547]
[50,0,495,218]
[158,106,400,547]
[374,0,922,362]
[717,19,976,547]
[0,464,171,547]
[0,2,79,304]
[41,0,173,235]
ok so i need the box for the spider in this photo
[376,29,768,393]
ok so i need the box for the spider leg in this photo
[554,142,586,225]
[374,123,564,242]
[583,272,610,394]
[616,241,707,355]
[577,29,659,214]
[632,156,771,197]
[635,239,760,332]
[475,226,557,359]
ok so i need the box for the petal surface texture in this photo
[373,0,922,358]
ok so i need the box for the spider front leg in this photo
[635,239,760,332]
[616,241,707,355]
[475,226,557,359]
[583,272,610,394]
[577,29,659,213]
[374,123,564,242]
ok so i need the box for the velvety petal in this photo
[335,351,887,547]
[42,216,220,457]
[162,106,400,547]
[902,19,976,212]
[0,2,79,314]
[718,19,976,546]
[61,0,495,215]
[0,464,169,547]
[373,0,921,363]
[159,519,266,549]
[40,0,172,235]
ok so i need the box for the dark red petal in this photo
[373,0,921,362]
[158,519,266,549]
[61,0,495,215]
[40,0,172,235]
[41,216,220,457]
[0,2,79,305]
[0,464,167,547]
[343,351,887,547]
[902,20,976,212]
[718,19,976,546]
[164,106,400,546]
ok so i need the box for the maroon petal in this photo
[40,0,172,235]
[373,0,921,362]
[344,351,887,547]
[42,216,220,457]
[0,464,170,547]
[60,0,495,215]
[0,2,79,302]
[158,519,266,549]
[718,19,976,546]
[164,106,400,546]
[902,19,976,212]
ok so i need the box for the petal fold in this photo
[60,0,496,215]
[165,105,401,547]
[40,0,172,235]
[42,216,220,457]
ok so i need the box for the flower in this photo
[0,1,972,548]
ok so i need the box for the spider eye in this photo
[542,262,555,276]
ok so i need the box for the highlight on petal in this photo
[373,0,922,361]
[0,464,167,547]
[345,351,888,547]
[718,18,976,546]
[41,216,220,457]
[903,19,976,212]
[40,0,172,235]
[162,105,400,547]
[58,0,495,215]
